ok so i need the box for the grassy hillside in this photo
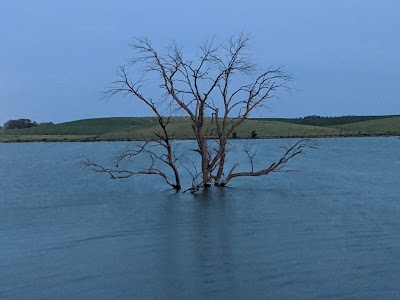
[97,118,342,141]
[0,115,399,142]
[0,117,157,136]
[336,116,400,135]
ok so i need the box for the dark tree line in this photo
[3,119,38,130]
[264,115,398,127]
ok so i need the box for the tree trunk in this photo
[199,140,212,187]
[214,137,227,186]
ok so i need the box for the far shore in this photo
[1,133,399,144]
[1,115,399,143]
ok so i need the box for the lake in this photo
[1,137,399,299]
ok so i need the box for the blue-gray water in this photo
[1,138,399,299]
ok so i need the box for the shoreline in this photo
[1,133,399,144]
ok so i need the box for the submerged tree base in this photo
[85,138,315,192]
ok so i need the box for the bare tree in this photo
[86,34,312,191]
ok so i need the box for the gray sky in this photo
[1,0,399,125]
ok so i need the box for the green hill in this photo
[0,117,156,136]
[0,115,399,142]
[335,116,400,135]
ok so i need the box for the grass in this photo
[335,116,400,135]
[0,115,399,143]
[0,117,156,136]
[0,134,97,143]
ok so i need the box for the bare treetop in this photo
[88,34,311,192]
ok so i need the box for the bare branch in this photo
[91,34,309,191]
[219,139,313,186]
[84,156,179,188]
[244,143,257,173]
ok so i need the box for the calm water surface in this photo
[0,138,399,299]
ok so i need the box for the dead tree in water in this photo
[86,34,313,191]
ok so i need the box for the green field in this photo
[1,115,399,142]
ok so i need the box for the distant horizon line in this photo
[2,113,400,126]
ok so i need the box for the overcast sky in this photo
[1,0,399,124]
